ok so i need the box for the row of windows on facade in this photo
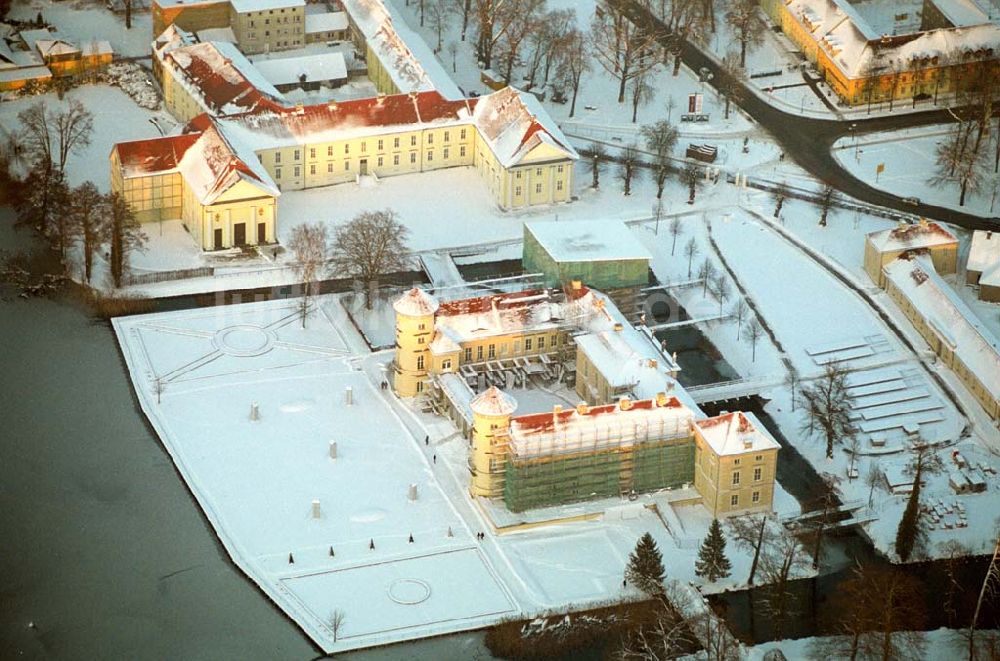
[246,33,302,42]
[269,130,472,162]
[270,146,470,178]
[731,467,765,484]
[248,13,302,27]
[732,491,761,506]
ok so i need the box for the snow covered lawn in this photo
[833,125,1000,217]
[0,85,167,191]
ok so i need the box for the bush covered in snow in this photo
[99,62,160,110]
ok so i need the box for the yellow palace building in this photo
[390,284,780,516]
[763,0,1000,106]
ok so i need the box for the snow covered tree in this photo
[17,99,93,176]
[625,532,666,597]
[681,161,702,204]
[14,161,69,239]
[718,52,746,120]
[642,119,680,161]
[424,0,450,52]
[757,531,807,641]
[494,0,544,83]
[683,237,699,278]
[667,217,683,255]
[818,185,835,226]
[932,124,989,207]
[106,192,146,288]
[590,3,659,104]
[732,298,749,340]
[70,184,106,278]
[288,221,329,327]
[728,513,769,585]
[772,181,790,219]
[695,518,732,582]
[744,316,763,362]
[555,28,589,118]
[710,274,730,316]
[697,258,717,296]
[894,441,942,562]
[724,0,764,68]
[587,142,606,189]
[798,362,856,459]
[330,209,411,310]
[630,69,654,123]
[619,143,643,196]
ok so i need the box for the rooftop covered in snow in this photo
[341,0,462,100]
[884,255,1000,396]
[155,33,286,116]
[507,393,694,459]
[968,230,1000,281]
[866,219,958,253]
[525,219,651,263]
[252,51,347,86]
[693,411,781,457]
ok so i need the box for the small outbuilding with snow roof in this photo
[523,219,651,290]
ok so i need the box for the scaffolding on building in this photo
[500,413,696,512]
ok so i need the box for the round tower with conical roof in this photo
[469,386,517,498]
[392,287,439,397]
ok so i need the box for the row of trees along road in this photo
[6,100,146,289]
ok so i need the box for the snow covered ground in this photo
[113,293,814,653]
[832,125,1000,217]
[748,628,998,661]
[8,0,154,59]
[0,84,171,191]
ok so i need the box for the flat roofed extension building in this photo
[523,219,652,289]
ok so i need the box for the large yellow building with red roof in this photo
[392,284,780,515]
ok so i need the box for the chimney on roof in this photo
[576,401,588,415]
[377,92,386,99]
[613,323,624,333]
[655,392,669,407]
[571,279,582,290]
[647,358,657,369]
[666,381,675,392]
[409,90,418,99]
[918,217,928,228]
[327,101,338,111]
[897,220,908,231]
[619,397,632,411]
[295,102,304,114]
[553,404,562,416]
[988,231,993,240]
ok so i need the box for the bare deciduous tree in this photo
[590,4,659,103]
[731,298,749,340]
[106,192,147,289]
[744,316,763,362]
[288,222,329,327]
[328,608,346,642]
[330,209,411,310]
[932,124,990,207]
[667,217,683,255]
[587,141,606,189]
[619,143,642,196]
[425,0,451,52]
[70,181,106,282]
[727,513,770,585]
[724,0,764,68]
[799,362,856,459]
[683,237,699,278]
[555,28,590,118]
[681,161,702,204]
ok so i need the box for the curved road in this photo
[615,0,1000,229]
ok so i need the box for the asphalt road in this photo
[614,0,1000,229]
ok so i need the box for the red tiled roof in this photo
[511,396,683,435]
[163,42,277,115]
[219,90,475,141]
[112,132,202,177]
[437,288,548,317]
